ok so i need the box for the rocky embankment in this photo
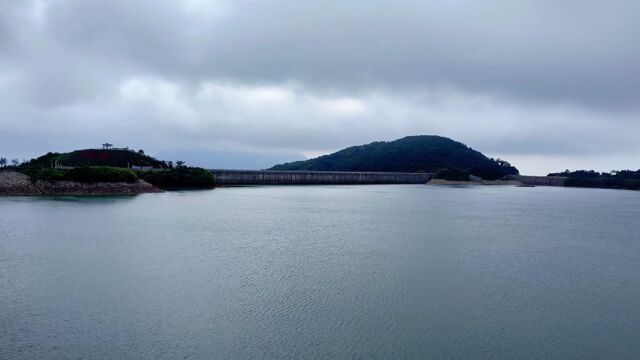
[0,171,162,196]
[0,171,41,195]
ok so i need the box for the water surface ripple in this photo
[1,185,639,359]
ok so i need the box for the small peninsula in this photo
[0,146,215,196]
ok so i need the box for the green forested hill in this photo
[25,149,166,169]
[16,149,217,189]
[270,135,519,179]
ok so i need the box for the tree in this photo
[0,158,6,167]
[176,160,185,168]
[138,149,145,155]
[434,168,469,181]
[495,158,511,168]
[11,158,19,166]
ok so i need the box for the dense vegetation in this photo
[67,167,138,183]
[270,135,518,180]
[7,147,217,190]
[25,166,215,189]
[548,169,640,190]
[433,168,470,181]
[137,167,215,189]
[23,149,166,169]
[27,167,138,183]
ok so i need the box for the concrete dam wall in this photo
[211,169,433,185]
[510,175,567,186]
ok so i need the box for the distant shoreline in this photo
[427,179,523,186]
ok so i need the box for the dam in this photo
[210,169,433,185]
[509,175,567,186]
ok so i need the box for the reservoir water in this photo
[1,185,639,359]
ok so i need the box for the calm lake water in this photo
[1,185,639,359]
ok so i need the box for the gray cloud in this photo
[0,0,639,174]
[26,0,639,108]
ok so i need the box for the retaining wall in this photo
[511,175,567,186]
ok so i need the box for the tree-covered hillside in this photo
[270,135,518,179]
[24,149,167,169]
[11,148,216,190]
[548,169,640,190]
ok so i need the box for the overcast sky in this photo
[1,0,638,174]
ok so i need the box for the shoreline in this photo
[0,171,163,196]
[426,179,523,186]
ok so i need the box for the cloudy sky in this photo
[1,0,638,174]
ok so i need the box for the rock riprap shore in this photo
[0,171,162,196]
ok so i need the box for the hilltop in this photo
[24,149,167,169]
[270,135,518,180]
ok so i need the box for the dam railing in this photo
[210,169,433,185]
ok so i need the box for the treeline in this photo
[137,167,215,189]
[23,166,215,190]
[33,167,138,183]
[0,157,27,167]
[432,158,518,181]
[23,149,167,169]
[548,170,640,190]
[433,168,470,181]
